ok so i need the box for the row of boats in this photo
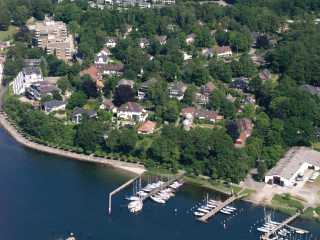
[193,199,237,217]
[257,219,307,240]
[150,181,183,204]
[127,180,184,213]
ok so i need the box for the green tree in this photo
[106,129,138,154]
[67,91,87,110]
[75,120,103,152]
[163,100,180,123]
[209,60,232,83]
[0,7,10,31]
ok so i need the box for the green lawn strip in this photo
[270,194,304,216]
[301,207,320,221]
[183,176,248,195]
[0,26,17,41]
[312,142,320,151]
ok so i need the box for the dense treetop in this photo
[2,0,320,183]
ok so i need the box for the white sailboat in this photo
[194,211,205,217]
[128,199,143,213]
[150,195,166,204]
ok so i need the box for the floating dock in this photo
[140,174,184,201]
[198,190,247,223]
[108,173,184,214]
[260,209,306,240]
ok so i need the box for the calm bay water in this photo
[0,128,319,240]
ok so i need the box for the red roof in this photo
[202,82,216,94]
[80,65,102,82]
[181,107,196,117]
[215,46,232,54]
[235,132,247,145]
[137,121,156,134]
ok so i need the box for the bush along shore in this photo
[2,106,320,221]
[0,110,146,175]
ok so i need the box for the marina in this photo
[197,190,247,223]
[260,210,307,240]
[109,174,185,214]
[192,197,238,218]
[0,128,320,240]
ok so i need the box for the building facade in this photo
[12,67,44,95]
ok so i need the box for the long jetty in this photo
[198,190,247,223]
[108,176,141,214]
[261,209,306,240]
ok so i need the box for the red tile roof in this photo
[80,65,102,82]
[215,46,232,54]
[137,120,156,134]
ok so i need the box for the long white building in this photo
[0,56,5,84]
[12,67,44,95]
[265,147,320,187]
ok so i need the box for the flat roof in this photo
[266,147,320,180]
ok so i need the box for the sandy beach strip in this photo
[0,112,146,175]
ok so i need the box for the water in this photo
[0,128,319,240]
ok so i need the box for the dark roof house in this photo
[71,107,97,124]
[42,100,66,113]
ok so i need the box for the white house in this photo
[265,147,320,187]
[182,51,192,61]
[104,37,117,48]
[117,102,148,122]
[98,63,124,76]
[168,81,187,101]
[94,49,111,65]
[12,67,44,95]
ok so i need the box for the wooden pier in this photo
[108,173,184,214]
[108,175,141,215]
[198,190,247,223]
[260,209,306,240]
[141,174,184,201]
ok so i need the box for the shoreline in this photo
[0,109,318,222]
[0,111,146,176]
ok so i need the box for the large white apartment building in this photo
[12,67,44,95]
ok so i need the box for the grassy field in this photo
[0,26,17,41]
[311,142,320,151]
[302,207,320,221]
[83,100,99,110]
[184,176,246,195]
[270,194,304,215]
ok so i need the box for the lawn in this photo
[311,142,320,151]
[184,176,247,195]
[302,207,320,220]
[83,100,99,110]
[0,26,18,41]
[270,194,304,215]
